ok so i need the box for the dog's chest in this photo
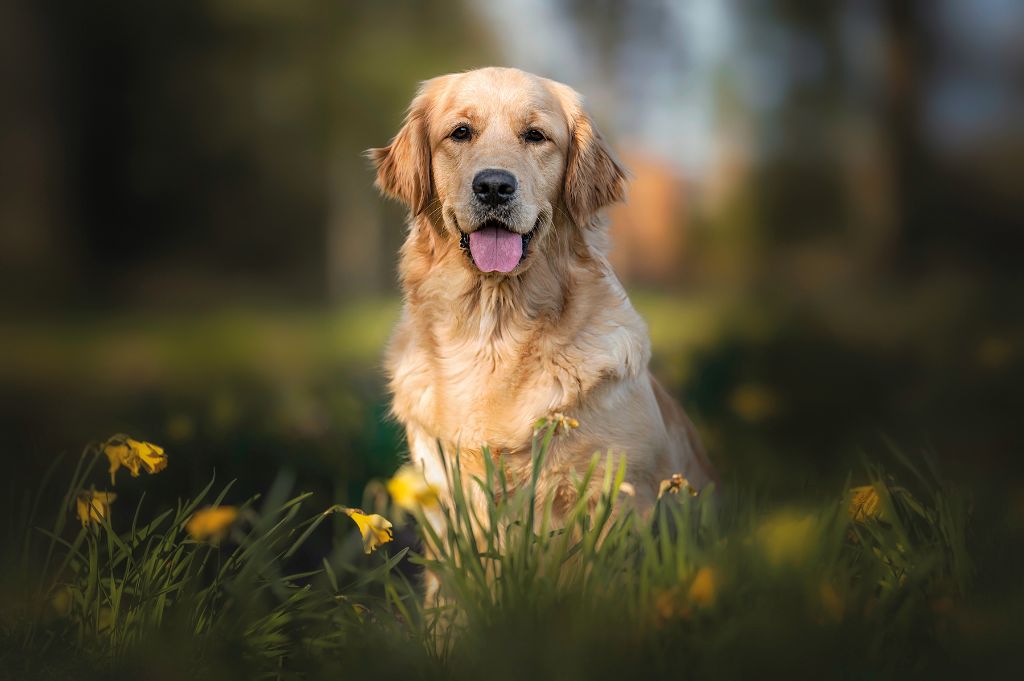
[390,318,578,451]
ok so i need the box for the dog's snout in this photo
[472,169,518,206]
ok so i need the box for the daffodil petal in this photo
[343,508,394,554]
[186,506,238,543]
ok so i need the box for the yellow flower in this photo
[847,485,881,522]
[533,413,580,435]
[687,566,717,607]
[76,490,116,526]
[551,412,580,433]
[103,442,130,484]
[186,506,238,543]
[104,435,167,484]
[754,510,816,567]
[658,473,698,499]
[387,465,439,512]
[133,439,167,472]
[343,508,393,554]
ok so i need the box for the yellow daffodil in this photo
[102,442,130,484]
[552,412,580,433]
[387,465,439,512]
[343,508,393,554]
[755,510,816,567]
[533,413,580,435]
[131,438,167,473]
[687,566,717,607]
[103,435,168,484]
[186,506,238,543]
[658,473,699,499]
[76,490,116,526]
[847,485,881,522]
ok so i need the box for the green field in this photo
[2,419,1011,680]
[1,296,1021,679]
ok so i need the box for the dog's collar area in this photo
[459,220,539,269]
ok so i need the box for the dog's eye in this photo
[450,125,472,141]
[524,129,546,143]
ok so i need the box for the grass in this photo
[0,296,724,391]
[0,300,404,390]
[1,419,1004,681]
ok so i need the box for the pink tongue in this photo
[468,225,523,273]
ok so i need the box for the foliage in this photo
[0,423,996,680]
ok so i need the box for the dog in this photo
[368,67,714,535]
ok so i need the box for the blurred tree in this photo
[0,0,494,309]
[0,0,68,301]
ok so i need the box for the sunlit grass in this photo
[0,294,727,390]
[0,299,403,389]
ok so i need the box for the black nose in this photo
[472,169,518,206]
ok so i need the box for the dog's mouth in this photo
[458,219,538,273]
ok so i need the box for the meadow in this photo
[0,408,1015,680]
[1,296,1021,680]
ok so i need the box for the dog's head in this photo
[368,67,626,275]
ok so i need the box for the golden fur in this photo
[369,67,714,530]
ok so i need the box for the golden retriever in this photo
[369,67,714,532]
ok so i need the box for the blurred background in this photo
[1,0,1022,516]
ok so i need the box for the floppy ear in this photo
[560,92,627,227]
[366,86,433,215]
